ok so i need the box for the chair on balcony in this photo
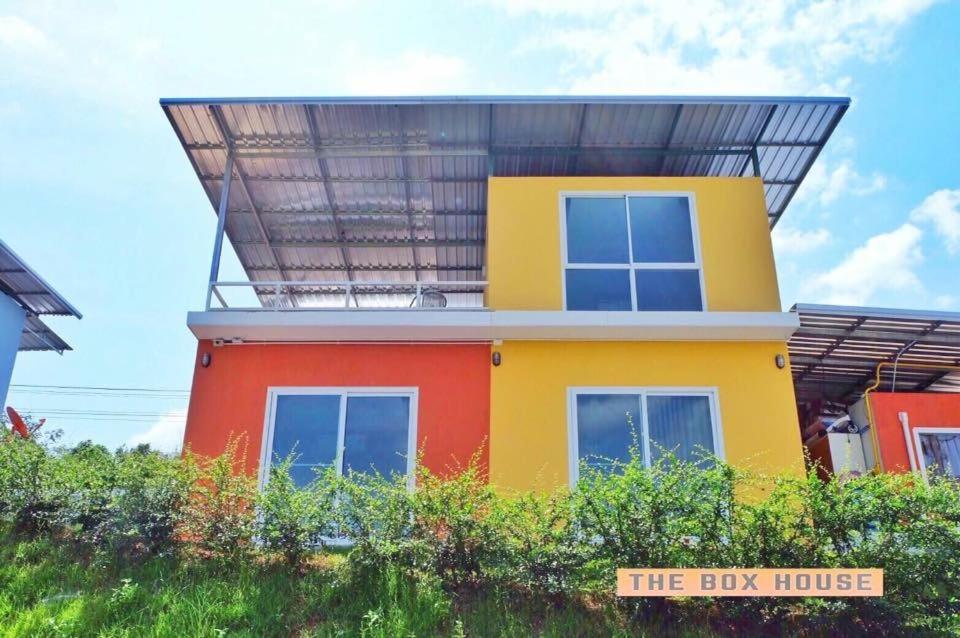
[410,287,448,308]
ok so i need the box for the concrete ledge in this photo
[186,310,799,343]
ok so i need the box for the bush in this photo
[256,457,336,565]
[180,438,256,560]
[0,434,63,532]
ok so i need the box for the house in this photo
[0,239,82,409]
[163,96,850,491]
[790,304,960,481]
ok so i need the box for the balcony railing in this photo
[206,280,488,311]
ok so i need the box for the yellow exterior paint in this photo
[486,176,781,312]
[489,340,803,492]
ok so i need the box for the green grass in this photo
[0,532,710,637]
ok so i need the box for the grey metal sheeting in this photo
[19,315,71,353]
[0,239,82,318]
[790,304,960,403]
[161,96,848,309]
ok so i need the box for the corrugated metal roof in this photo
[161,96,848,308]
[19,316,71,353]
[0,239,82,318]
[790,304,960,403]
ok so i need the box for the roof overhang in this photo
[789,303,960,403]
[187,309,799,343]
[0,239,82,318]
[163,96,848,309]
[19,316,72,354]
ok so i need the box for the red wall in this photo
[870,392,960,472]
[183,341,490,477]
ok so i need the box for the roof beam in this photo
[229,208,486,218]
[201,176,487,185]
[657,104,684,175]
[239,239,483,249]
[396,106,420,280]
[246,265,484,273]
[304,105,353,282]
[208,106,298,308]
[793,326,960,348]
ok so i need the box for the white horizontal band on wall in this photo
[186,310,799,343]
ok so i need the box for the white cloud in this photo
[795,159,887,207]
[127,409,186,455]
[801,223,924,305]
[910,189,960,254]
[0,16,49,50]
[491,0,938,95]
[772,226,831,255]
[934,294,957,310]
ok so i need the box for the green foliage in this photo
[255,457,336,565]
[180,438,256,560]
[2,430,960,634]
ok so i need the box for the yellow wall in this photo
[489,340,803,492]
[486,176,781,312]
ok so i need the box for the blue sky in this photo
[1,0,958,451]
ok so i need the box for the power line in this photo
[16,408,185,418]
[10,383,190,394]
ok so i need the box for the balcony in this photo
[207,280,487,311]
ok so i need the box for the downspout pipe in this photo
[898,411,918,472]
[862,362,960,474]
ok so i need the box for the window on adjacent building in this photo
[916,430,960,482]
[262,388,417,488]
[568,388,721,484]
[563,194,704,311]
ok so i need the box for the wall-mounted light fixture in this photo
[775,354,786,369]
[201,352,212,368]
[492,352,502,367]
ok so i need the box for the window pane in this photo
[919,433,960,479]
[634,269,702,311]
[565,198,629,264]
[343,396,411,477]
[566,269,632,310]
[628,196,695,263]
[272,395,340,467]
[647,395,714,465]
[576,394,642,473]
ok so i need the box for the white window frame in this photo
[259,386,419,491]
[559,191,707,312]
[912,427,960,484]
[566,386,724,486]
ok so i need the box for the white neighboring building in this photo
[0,240,81,408]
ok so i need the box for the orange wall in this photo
[870,392,960,472]
[184,341,490,476]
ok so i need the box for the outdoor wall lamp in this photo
[201,352,212,368]
[775,354,786,369]
[492,352,502,367]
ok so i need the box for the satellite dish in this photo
[5,407,37,439]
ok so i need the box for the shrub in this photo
[498,489,585,596]
[0,434,63,532]
[410,462,505,590]
[180,438,256,560]
[335,469,418,574]
[256,457,336,565]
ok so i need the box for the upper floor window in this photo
[562,194,704,311]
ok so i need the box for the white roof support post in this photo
[206,154,234,310]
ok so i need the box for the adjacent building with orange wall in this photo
[163,96,851,491]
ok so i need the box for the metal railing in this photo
[206,280,488,311]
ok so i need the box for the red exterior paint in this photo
[183,341,490,477]
[869,392,960,472]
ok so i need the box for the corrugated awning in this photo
[162,96,848,308]
[790,304,960,403]
[0,239,82,318]
[19,316,71,354]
